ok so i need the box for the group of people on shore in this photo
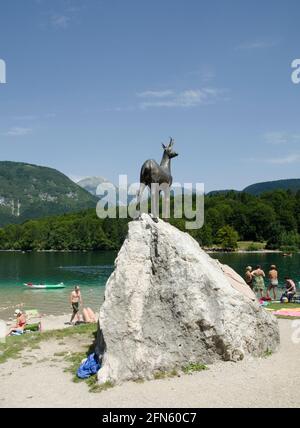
[7,285,96,336]
[245,264,297,302]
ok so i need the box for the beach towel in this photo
[273,309,300,317]
[77,353,101,379]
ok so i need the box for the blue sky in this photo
[0,0,299,191]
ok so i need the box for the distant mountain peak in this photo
[0,161,97,227]
[77,176,116,196]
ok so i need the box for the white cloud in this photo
[237,40,277,50]
[138,88,223,109]
[4,127,32,137]
[264,132,300,145]
[68,174,85,183]
[264,132,289,145]
[12,115,37,121]
[186,67,216,83]
[137,90,174,98]
[267,154,300,165]
[51,15,70,29]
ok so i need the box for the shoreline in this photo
[206,249,283,254]
[5,313,98,332]
[0,249,117,253]
[0,248,293,254]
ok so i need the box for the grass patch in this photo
[53,351,69,357]
[0,323,97,365]
[182,363,208,374]
[276,315,300,320]
[266,302,300,310]
[237,241,266,251]
[64,351,87,382]
[153,371,167,380]
[86,376,114,393]
[134,378,145,384]
[263,349,273,358]
[37,358,48,363]
[153,369,179,380]
[64,351,114,393]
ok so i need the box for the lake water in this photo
[0,251,117,320]
[0,251,299,320]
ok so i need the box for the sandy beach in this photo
[0,318,299,408]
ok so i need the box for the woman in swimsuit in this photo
[6,309,26,336]
[251,265,266,298]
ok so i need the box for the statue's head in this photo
[162,137,178,158]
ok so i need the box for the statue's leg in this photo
[150,183,159,222]
[137,183,146,218]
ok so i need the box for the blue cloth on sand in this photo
[77,353,101,379]
[10,329,24,336]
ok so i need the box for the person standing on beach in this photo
[267,265,278,300]
[251,265,266,298]
[70,285,82,324]
[245,266,253,289]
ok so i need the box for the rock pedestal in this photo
[96,214,279,384]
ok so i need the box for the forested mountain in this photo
[243,179,300,195]
[0,161,98,226]
[1,189,300,252]
[209,178,300,196]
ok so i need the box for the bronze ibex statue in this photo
[137,137,178,218]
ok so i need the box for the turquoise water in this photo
[0,251,299,320]
[210,252,300,288]
[0,251,116,320]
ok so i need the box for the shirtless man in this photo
[70,285,82,324]
[267,265,278,300]
[245,266,253,289]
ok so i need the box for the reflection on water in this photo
[0,250,299,320]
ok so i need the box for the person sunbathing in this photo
[6,309,26,336]
[82,307,97,323]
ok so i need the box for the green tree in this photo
[216,225,239,249]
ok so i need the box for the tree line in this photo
[0,189,299,251]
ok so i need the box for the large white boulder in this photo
[96,214,279,384]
